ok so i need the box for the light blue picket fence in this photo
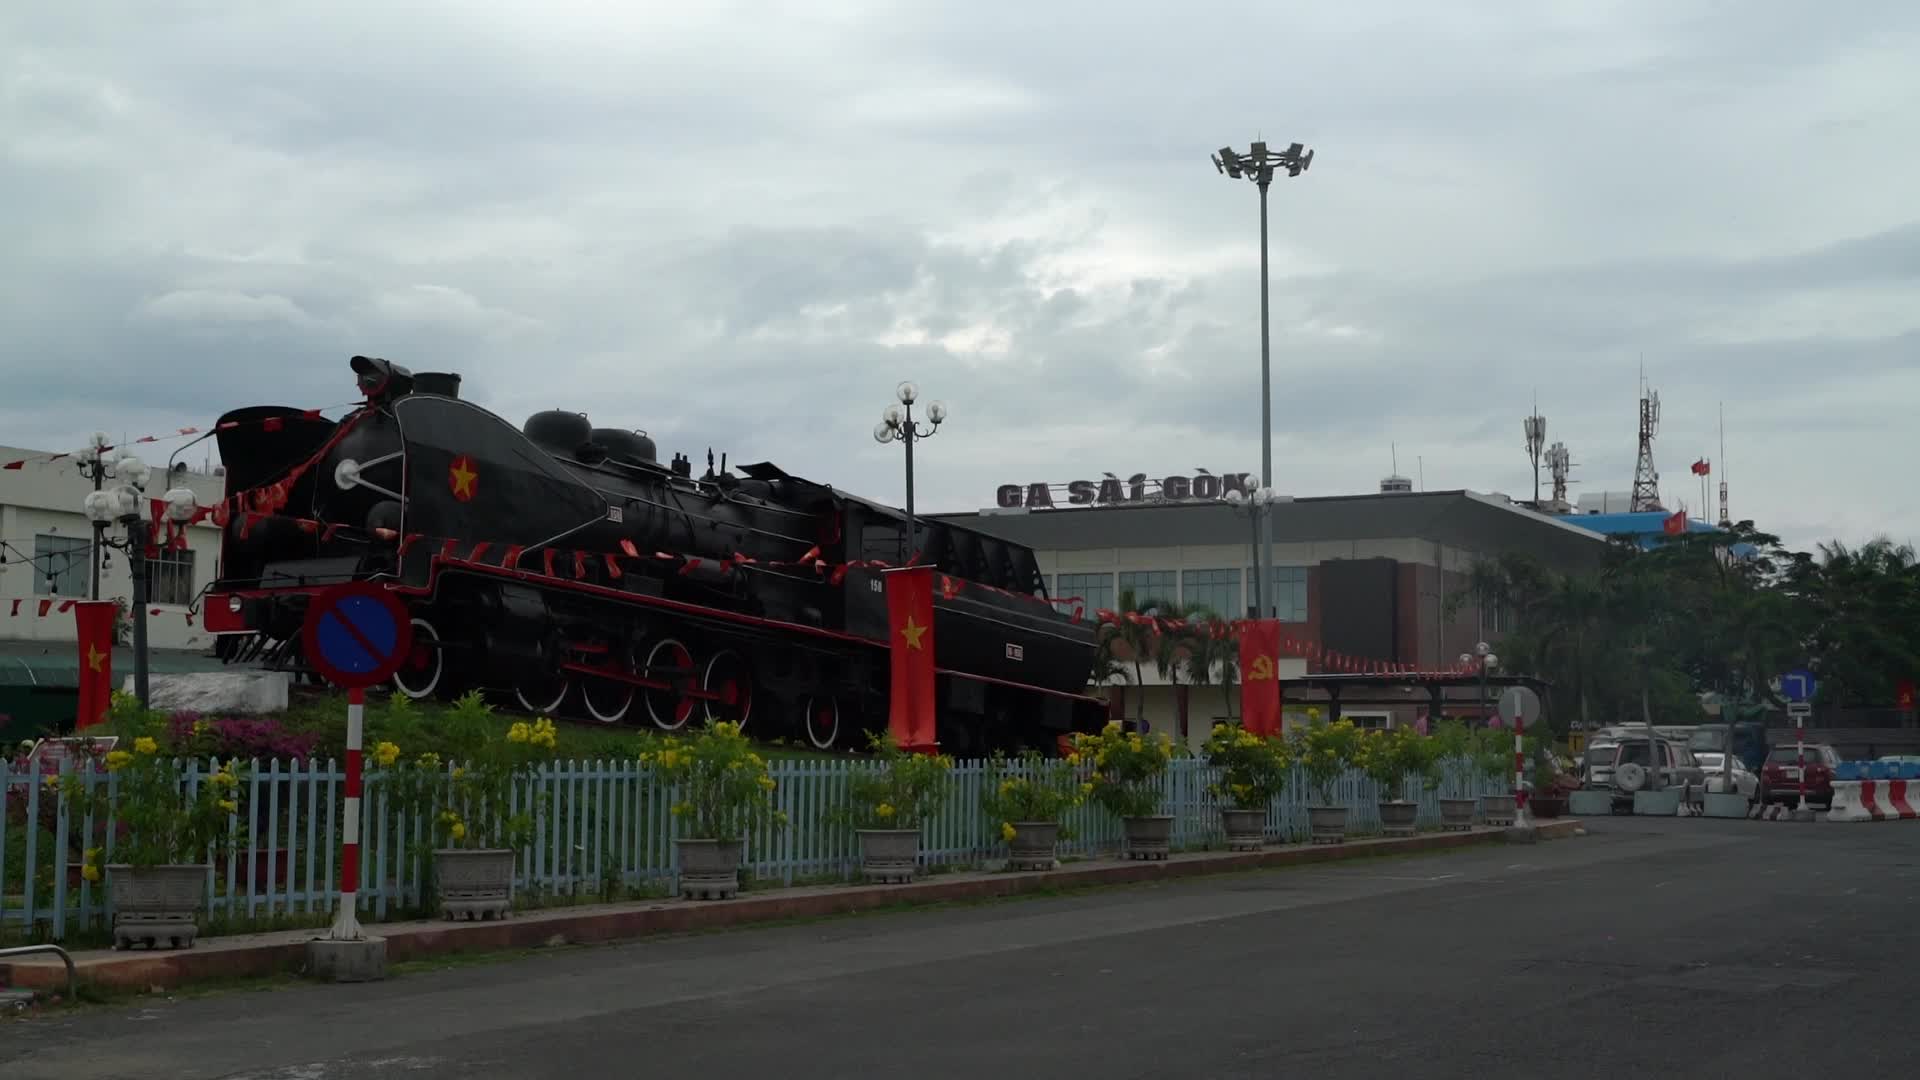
[2,755,1509,942]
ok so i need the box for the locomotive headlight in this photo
[872,421,895,444]
[229,595,244,614]
[895,380,918,405]
[334,458,363,490]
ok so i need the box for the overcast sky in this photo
[5,1,1917,552]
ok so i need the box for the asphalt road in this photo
[5,817,1918,1079]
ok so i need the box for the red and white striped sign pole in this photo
[329,686,367,940]
[1514,708,1529,821]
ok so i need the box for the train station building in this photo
[934,475,1614,746]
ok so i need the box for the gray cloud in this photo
[3,1,1918,555]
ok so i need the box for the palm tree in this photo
[1099,587,1176,728]
[1180,614,1241,724]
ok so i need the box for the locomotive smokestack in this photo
[414,372,462,399]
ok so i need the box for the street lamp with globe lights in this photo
[1222,479,1277,617]
[74,434,153,600]
[81,450,198,709]
[872,381,947,563]
[1459,641,1499,727]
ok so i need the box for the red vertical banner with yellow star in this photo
[885,566,938,752]
[73,600,116,729]
[1238,618,1282,737]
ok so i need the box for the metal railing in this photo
[0,943,75,1000]
[4,755,1506,942]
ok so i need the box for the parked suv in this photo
[1759,743,1840,810]
[1594,738,1707,811]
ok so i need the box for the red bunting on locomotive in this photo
[202,357,1107,754]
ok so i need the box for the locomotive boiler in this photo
[203,357,1105,753]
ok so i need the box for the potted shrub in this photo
[981,751,1086,870]
[61,738,251,949]
[645,719,788,900]
[1473,726,1517,827]
[1293,718,1359,843]
[1073,721,1181,860]
[1355,727,1424,838]
[438,713,556,918]
[1528,750,1569,819]
[1201,722,1291,850]
[1430,720,1478,830]
[833,733,955,883]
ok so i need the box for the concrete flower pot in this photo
[1220,808,1268,851]
[1438,797,1477,832]
[856,828,920,884]
[1377,800,1418,838]
[1633,788,1684,817]
[675,838,744,900]
[1568,789,1614,817]
[1007,821,1059,871]
[1703,791,1751,819]
[1306,805,1348,845]
[108,863,207,950]
[1479,794,1516,828]
[434,848,515,920]
[1122,815,1174,861]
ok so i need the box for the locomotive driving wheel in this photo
[801,694,841,751]
[701,649,754,731]
[514,667,571,717]
[580,643,638,725]
[391,616,444,700]
[643,638,698,732]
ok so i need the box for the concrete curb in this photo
[2,819,1583,995]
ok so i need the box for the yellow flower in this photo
[507,722,531,743]
[218,799,238,813]
[1000,821,1017,842]
[876,802,896,818]
[757,775,776,792]
[658,749,682,769]
[416,751,441,769]
[748,753,765,768]
[193,719,209,735]
[373,741,401,767]
[43,774,59,790]
[82,864,101,882]
[1065,752,1081,765]
[452,767,466,780]
[212,769,238,789]
[104,750,133,771]
[1080,783,1094,795]
[450,821,466,841]
[133,736,158,755]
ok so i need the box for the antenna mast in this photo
[1547,441,1574,511]
[1718,402,1730,526]
[1629,373,1663,513]
[1523,393,1547,507]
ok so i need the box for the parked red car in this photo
[1759,743,1839,809]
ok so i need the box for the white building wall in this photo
[0,446,227,651]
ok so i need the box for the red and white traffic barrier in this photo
[1827,780,1920,822]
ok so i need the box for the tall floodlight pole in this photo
[874,383,948,563]
[1213,139,1312,615]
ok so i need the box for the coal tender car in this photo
[203,357,1104,753]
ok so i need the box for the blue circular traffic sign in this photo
[301,582,415,689]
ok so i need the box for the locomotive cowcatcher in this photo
[201,357,1106,754]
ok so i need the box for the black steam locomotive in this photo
[203,357,1105,753]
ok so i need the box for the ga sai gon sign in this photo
[994,471,1256,510]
